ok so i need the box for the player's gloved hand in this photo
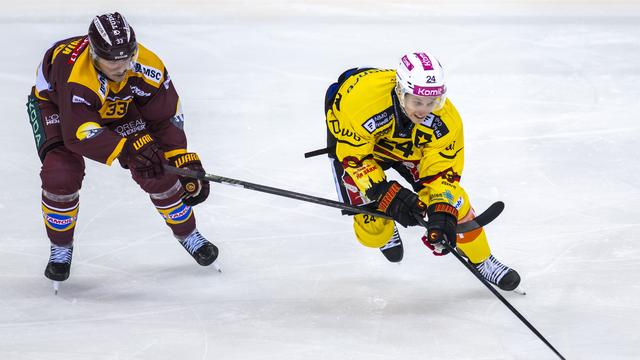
[119,133,164,179]
[421,203,458,256]
[169,152,210,206]
[376,181,426,227]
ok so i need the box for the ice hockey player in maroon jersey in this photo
[26,12,218,289]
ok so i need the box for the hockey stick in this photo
[304,146,334,158]
[416,218,567,360]
[163,165,502,234]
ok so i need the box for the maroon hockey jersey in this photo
[32,36,187,164]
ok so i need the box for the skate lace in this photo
[49,245,72,264]
[475,255,510,285]
[182,230,207,254]
[380,226,402,250]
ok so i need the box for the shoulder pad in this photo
[131,43,166,87]
[67,46,109,103]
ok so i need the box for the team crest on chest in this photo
[414,129,432,147]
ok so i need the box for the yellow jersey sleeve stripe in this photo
[106,138,128,166]
[164,148,187,159]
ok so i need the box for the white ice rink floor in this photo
[2,1,639,359]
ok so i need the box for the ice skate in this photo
[379,225,403,263]
[44,244,73,295]
[177,229,220,270]
[473,255,522,292]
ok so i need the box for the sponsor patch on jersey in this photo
[68,37,89,64]
[76,122,104,141]
[420,114,449,139]
[45,114,60,126]
[362,107,393,134]
[72,95,91,106]
[439,141,462,159]
[328,119,362,142]
[444,190,455,204]
[97,73,108,100]
[130,85,151,97]
[454,195,464,210]
[170,102,185,129]
[133,62,163,84]
[26,95,45,149]
[171,113,184,130]
[114,119,146,137]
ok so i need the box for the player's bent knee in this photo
[353,214,395,248]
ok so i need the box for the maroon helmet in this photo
[88,12,137,60]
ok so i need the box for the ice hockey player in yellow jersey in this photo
[323,51,520,291]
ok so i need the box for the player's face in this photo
[403,93,445,124]
[94,56,134,83]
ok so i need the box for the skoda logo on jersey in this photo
[76,122,104,141]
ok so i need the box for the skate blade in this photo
[52,281,60,295]
[213,262,222,273]
[513,286,526,296]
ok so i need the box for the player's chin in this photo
[411,114,427,123]
[110,74,127,83]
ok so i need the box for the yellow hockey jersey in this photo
[325,68,465,208]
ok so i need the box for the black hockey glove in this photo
[421,203,458,256]
[119,133,164,179]
[169,152,210,206]
[375,181,426,227]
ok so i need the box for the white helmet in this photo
[395,51,447,111]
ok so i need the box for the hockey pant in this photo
[330,157,492,264]
[40,146,196,247]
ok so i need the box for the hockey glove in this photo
[119,133,164,179]
[169,152,210,206]
[375,181,427,227]
[421,203,458,256]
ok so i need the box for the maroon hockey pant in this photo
[40,146,196,246]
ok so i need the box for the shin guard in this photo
[41,191,78,247]
[150,180,196,237]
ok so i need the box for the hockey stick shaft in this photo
[304,146,334,158]
[164,165,392,219]
[453,246,566,359]
[164,165,501,234]
[417,217,566,359]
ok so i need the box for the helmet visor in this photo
[403,92,447,113]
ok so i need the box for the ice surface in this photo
[1,1,639,359]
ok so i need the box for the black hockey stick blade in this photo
[456,201,504,233]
